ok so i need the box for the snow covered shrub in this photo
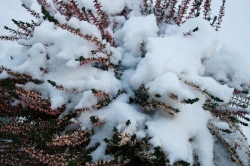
[0,0,250,165]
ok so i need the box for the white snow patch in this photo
[99,0,126,14]
[204,44,250,90]
[146,106,213,165]
[78,95,145,162]
[20,0,33,8]
[115,14,159,55]
[11,43,47,79]
[75,91,98,109]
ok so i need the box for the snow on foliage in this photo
[20,0,33,9]
[0,0,250,165]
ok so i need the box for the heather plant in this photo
[0,0,250,165]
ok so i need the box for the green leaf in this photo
[193,27,199,32]
[2,80,15,90]
[131,134,136,141]
[183,98,199,104]
[7,132,21,144]
[155,94,161,98]
[113,127,118,132]
[47,80,56,87]
[41,6,57,23]
[90,116,98,123]
[103,138,109,143]
[240,121,248,126]
[243,116,250,121]
[112,133,121,145]
[221,129,232,134]
[179,160,190,166]
[68,161,78,166]
[126,119,131,126]
[10,92,19,99]
[211,95,224,102]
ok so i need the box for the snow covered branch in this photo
[0,0,250,165]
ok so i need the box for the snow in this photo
[50,92,67,109]
[204,44,250,90]
[99,0,126,15]
[0,0,39,59]
[68,17,80,29]
[182,74,233,104]
[131,17,219,88]
[1,0,250,165]
[0,16,122,110]
[54,13,67,24]
[65,59,80,68]
[57,52,72,60]
[213,121,230,130]
[7,43,47,79]
[146,72,196,102]
[20,0,33,8]
[115,14,159,55]
[74,46,90,59]
[78,94,146,162]
[79,21,102,40]
[146,106,213,165]
[75,91,98,109]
